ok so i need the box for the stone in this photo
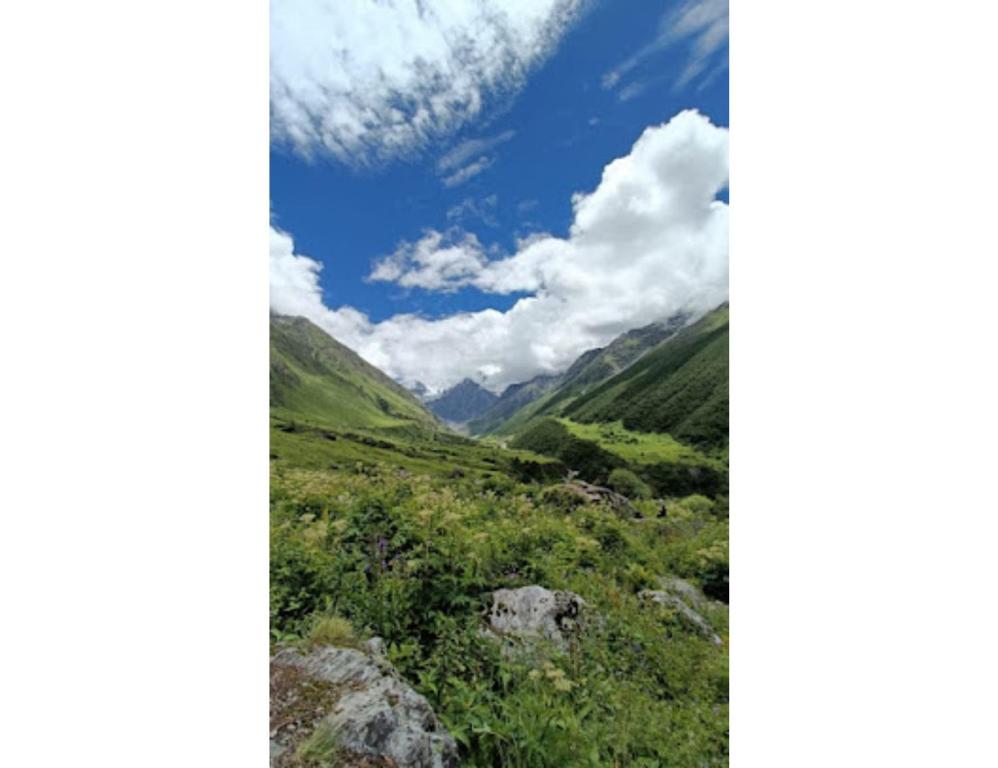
[547,480,638,517]
[485,585,586,649]
[270,645,458,768]
[364,636,388,659]
[639,577,723,646]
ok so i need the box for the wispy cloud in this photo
[435,129,514,187]
[441,156,495,188]
[271,1,584,165]
[437,130,515,173]
[603,0,728,98]
[447,195,500,227]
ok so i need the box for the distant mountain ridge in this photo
[470,312,691,436]
[426,378,499,424]
[467,373,563,435]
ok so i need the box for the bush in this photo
[606,468,652,500]
[306,614,361,649]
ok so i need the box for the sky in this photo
[270,0,729,395]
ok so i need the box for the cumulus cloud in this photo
[369,229,490,292]
[271,110,728,395]
[603,0,728,97]
[271,0,582,164]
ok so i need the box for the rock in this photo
[546,480,638,517]
[485,586,586,649]
[364,636,388,659]
[640,577,723,646]
[270,645,458,768]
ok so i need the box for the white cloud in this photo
[271,110,728,395]
[369,229,490,292]
[603,0,728,97]
[270,226,374,343]
[271,1,582,164]
[437,131,515,173]
[441,156,494,188]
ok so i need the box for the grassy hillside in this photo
[565,305,729,449]
[475,316,688,437]
[510,417,727,499]
[270,314,564,485]
[270,314,438,434]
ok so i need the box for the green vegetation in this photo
[557,419,711,465]
[272,465,729,766]
[271,313,438,433]
[565,306,729,449]
[270,312,729,766]
[606,468,652,500]
[511,418,727,499]
[305,615,362,650]
[472,316,686,437]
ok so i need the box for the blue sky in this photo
[270,0,729,393]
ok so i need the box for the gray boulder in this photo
[640,577,723,646]
[485,586,586,649]
[270,644,458,768]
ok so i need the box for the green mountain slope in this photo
[466,373,562,435]
[270,314,438,433]
[475,315,688,436]
[564,304,729,448]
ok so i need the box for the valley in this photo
[270,306,730,767]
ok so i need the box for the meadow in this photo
[271,421,729,767]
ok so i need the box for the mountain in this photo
[270,313,438,432]
[473,313,690,436]
[407,381,431,400]
[466,373,562,435]
[564,304,729,448]
[426,378,498,424]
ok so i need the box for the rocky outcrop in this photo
[484,586,586,650]
[640,577,723,646]
[270,643,458,768]
[545,480,638,517]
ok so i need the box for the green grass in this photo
[510,418,727,499]
[565,306,729,449]
[305,615,362,650]
[271,417,564,485]
[556,418,711,465]
[271,314,438,434]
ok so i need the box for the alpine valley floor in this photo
[270,307,730,767]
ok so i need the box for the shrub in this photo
[306,614,361,649]
[271,465,729,765]
[606,468,652,500]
